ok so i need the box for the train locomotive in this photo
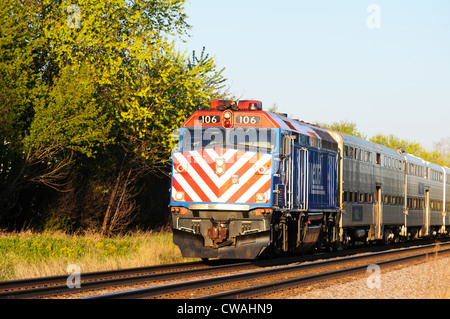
[169,100,449,259]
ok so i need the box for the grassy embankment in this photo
[0,230,197,281]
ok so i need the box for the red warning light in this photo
[237,100,262,111]
[211,100,238,111]
[222,110,233,129]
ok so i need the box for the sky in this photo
[177,0,450,150]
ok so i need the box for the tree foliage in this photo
[316,120,367,139]
[317,121,449,167]
[0,0,230,233]
[369,134,449,167]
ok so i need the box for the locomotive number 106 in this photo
[235,115,260,124]
[198,115,220,123]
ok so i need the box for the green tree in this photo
[316,120,367,139]
[370,134,449,167]
[0,0,48,216]
[0,0,230,232]
[433,137,450,167]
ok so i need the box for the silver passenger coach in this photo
[327,131,449,244]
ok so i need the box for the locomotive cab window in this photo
[230,128,277,152]
[181,128,225,150]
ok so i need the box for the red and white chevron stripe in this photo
[172,148,272,204]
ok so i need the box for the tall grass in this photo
[0,230,198,281]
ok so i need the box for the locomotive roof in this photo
[268,112,336,142]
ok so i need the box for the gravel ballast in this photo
[288,256,449,299]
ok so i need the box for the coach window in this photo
[376,153,381,165]
[344,145,349,157]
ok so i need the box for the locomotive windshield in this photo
[181,128,276,152]
[229,128,276,152]
[181,128,225,150]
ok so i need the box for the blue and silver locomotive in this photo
[169,100,449,259]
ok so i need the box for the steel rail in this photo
[0,259,245,299]
[0,253,326,299]
[200,246,450,299]
[86,242,450,299]
[0,241,400,298]
[0,260,207,291]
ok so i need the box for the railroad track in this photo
[1,240,448,299]
[0,255,313,299]
[0,259,240,299]
[88,241,450,299]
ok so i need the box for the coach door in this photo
[424,190,430,236]
[373,185,383,240]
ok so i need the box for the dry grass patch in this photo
[0,230,198,281]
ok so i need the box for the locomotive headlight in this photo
[216,158,225,167]
[216,166,224,174]
[223,112,231,119]
[256,193,266,203]
[215,158,226,175]
[174,192,185,201]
